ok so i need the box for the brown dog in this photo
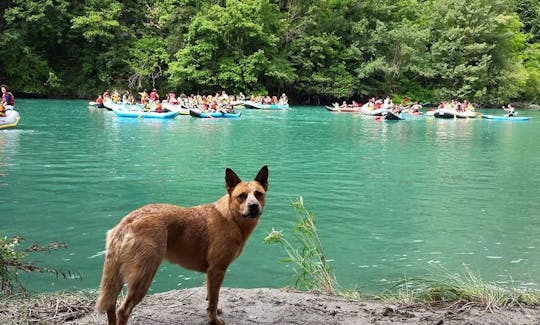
[95,166,269,325]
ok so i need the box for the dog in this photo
[95,166,269,325]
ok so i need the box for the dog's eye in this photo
[237,193,247,201]
[254,191,264,199]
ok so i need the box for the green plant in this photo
[0,236,81,296]
[383,265,540,310]
[264,197,341,295]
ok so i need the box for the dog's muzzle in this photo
[244,203,261,218]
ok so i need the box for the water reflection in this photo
[0,130,21,187]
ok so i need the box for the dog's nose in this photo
[248,203,260,214]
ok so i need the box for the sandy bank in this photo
[64,287,540,324]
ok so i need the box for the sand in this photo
[69,287,540,324]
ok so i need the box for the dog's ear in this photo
[254,165,269,191]
[225,168,242,194]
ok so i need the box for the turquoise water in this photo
[1,99,540,294]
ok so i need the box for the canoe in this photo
[0,110,20,129]
[433,108,477,119]
[189,109,241,118]
[244,100,289,110]
[482,114,531,121]
[325,106,361,113]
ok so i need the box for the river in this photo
[1,99,539,294]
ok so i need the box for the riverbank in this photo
[1,287,539,324]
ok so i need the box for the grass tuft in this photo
[381,265,540,310]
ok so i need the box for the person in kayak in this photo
[1,84,15,110]
[503,104,515,117]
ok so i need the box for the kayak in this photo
[0,110,20,129]
[383,111,405,120]
[360,103,387,116]
[482,114,531,121]
[103,99,144,111]
[433,108,477,119]
[244,101,289,110]
[113,109,178,119]
[89,101,105,108]
[162,102,190,115]
[189,109,241,118]
[110,103,179,119]
[325,106,361,113]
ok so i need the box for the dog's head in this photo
[225,166,268,219]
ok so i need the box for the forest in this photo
[0,0,539,105]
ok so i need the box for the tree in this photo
[126,37,170,89]
[167,0,294,94]
[515,0,540,43]
[0,0,74,93]
[428,0,527,103]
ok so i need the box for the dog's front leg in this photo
[206,268,226,325]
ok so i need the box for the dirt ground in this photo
[71,287,539,325]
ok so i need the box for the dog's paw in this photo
[206,307,223,314]
[209,317,225,325]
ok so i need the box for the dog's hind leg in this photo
[106,307,117,325]
[115,257,161,325]
[206,268,226,325]
[96,249,123,324]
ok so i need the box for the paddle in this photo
[401,97,410,106]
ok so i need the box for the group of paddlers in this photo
[332,96,423,114]
[94,88,289,114]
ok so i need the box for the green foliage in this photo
[264,197,341,295]
[168,0,292,94]
[0,236,80,296]
[126,37,170,89]
[515,0,540,43]
[520,43,540,102]
[428,0,528,103]
[71,0,123,43]
[0,0,538,103]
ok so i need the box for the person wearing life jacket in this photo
[154,100,163,113]
[149,88,159,103]
[1,85,15,110]
[95,95,104,108]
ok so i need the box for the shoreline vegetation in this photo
[1,1,539,106]
[1,198,539,323]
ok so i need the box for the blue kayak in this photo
[244,101,289,110]
[112,107,178,119]
[189,109,241,118]
[482,114,530,121]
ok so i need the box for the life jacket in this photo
[4,92,14,105]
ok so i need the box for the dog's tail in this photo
[95,229,124,313]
